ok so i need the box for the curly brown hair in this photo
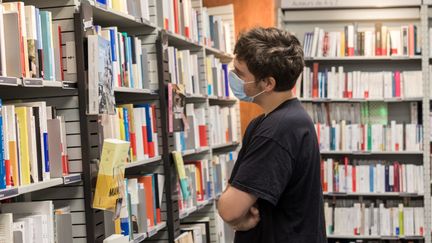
[234,27,304,91]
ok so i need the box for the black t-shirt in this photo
[229,98,327,243]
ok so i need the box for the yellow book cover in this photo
[172,151,190,199]
[118,108,126,141]
[206,57,213,94]
[112,0,121,12]
[340,32,345,57]
[15,107,31,185]
[122,104,135,162]
[93,139,130,211]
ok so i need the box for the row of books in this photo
[96,0,151,23]
[101,104,160,163]
[325,202,424,237]
[315,122,423,152]
[206,55,231,98]
[299,64,423,99]
[0,101,69,189]
[212,152,236,197]
[202,8,232,53]
[174,103,207,152]
[321,158,424,194]
[208,106,239,147]
[87,26,155,114]
[0,3,65,80]
[179,217,213,243]
[167,47,201,96]
[113,174,165,240]
[303,24,421,58]
[0,201,73,243]
[303,102,419,126]
[173,151,237,214]
[160,0,200,43]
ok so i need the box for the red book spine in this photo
[352,165,356,192]
[5,159,11,187]
[395,71,401,97]
[58,26,64,81]
[198,125,208,147]
[409,25,415,56]
[142,126,149,156]
[61,144,69,175]
[312,62,319,98]
[148,142,155,158]
[173,0,179,34]
[320,160,325,191]
[130,133,137,158]
[394,163,399,192]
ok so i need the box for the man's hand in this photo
[231,206,260,231]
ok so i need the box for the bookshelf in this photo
[281,1,431,242]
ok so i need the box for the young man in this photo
[218,27,327,243]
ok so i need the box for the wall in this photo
[203,0,276,136]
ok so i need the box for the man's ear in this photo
[263,77,276,92]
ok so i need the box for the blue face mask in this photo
[228,71,265,102]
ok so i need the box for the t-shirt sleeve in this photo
[229,136,293,206]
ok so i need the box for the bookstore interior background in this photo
[2,0,432,243]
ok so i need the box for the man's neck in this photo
[257,90,295,116]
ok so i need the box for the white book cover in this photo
[0,5,6,77]
[311,27,320,57]
[29,114,39,183]
[12,221,24,243]
[30,214,49,243]
[404,208,414,236]
[0,213,13,243]
[2,201,54,243]
[133,108,145,161]
[16,217,33,243]
[316,29,324,57]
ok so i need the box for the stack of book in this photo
[174,103,207,153]
[325,202,424,237]
[159,0,200,43]
[303,102,423,152]
[303,23,421,58]
[95,0,151,23]
[202,8,233,53]
[167,46,201,96]
[0,201,73,243]
[101,103,160,163]
[114,174,165,239]
[0,3,67,81]
[173,152,206,214]
[208,106,238,147]
[321,158,424,194]
[0,101,69,189]
[212,151,237,197]
[206,55,231,98]
[299,64,423,99]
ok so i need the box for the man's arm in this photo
[217,185,259,231]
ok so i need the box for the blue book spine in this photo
[0,99,5,189]
[43,133,50,173]
[40,11,54,80]
[96,0,107,5]
[180,132,185,151]
[144,105,153,142]
[123,108,130,142]
[222,64,229,97]
[330,127,335,150]
[127,37,134,88]
[369,165,374,192]
[109,29,117,62]
[35,8,43,50]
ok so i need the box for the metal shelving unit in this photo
[281,1,431,242]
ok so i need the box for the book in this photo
[93,139,130,211]
[87,34,115,115]
[304,23,420,58]
[40,11,55,80]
